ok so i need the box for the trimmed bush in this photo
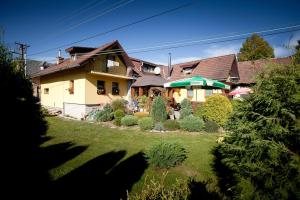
[204,120,219,133]
[202,94,232,126]
[138,117,154,130]
[113,109,125,126]
[111,99,126,111]
[179,116,204,132]
[145,142,188,169]
[194,103,205,119]
[180,98,193,119]
[154,122,165,131]
[163,120,180,131]
[96,104,114,122]
[151,96,167,122]
[121,115,138,126]
[134,112,149,119]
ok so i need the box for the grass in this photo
[42,117,219,196]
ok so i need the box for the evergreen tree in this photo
[151,96,167,122]
[213,62,300,199]
[238,34,275,61]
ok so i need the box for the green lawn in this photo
[42,117,219,197]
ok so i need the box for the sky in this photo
[1,0,300,65]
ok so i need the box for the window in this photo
[69,80,74,94]
[44,88,49,94]
[112,82,119,95]
[97,80,105,95]
[205,89,213,96]
[187,89,194,98]
[107,55,119,68]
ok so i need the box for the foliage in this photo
[213,63,300,199]
[179,116,205,132]
[111,99,126,111]
[121,115,138,126]
[0,44,48,196]
[113,109,125,126]
[134,112,149,118]
[153,122,165,131]
[293,40,300,65]
[202,94,232,126]
[145,142,188,169]
[129,172,190,200]
[137,95,149,111]
[238,33,275,61]
[163,120,180,131]
[204,120,219,133]
[96,104,114,122]
[180,98,193,119]
[194,103,205,119]
[138,117,154,130]
[151,96,168,122]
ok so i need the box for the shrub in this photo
[202,94,232,126]
[138,117,154,130]
[194,103,205,119]
[113,109,125,126]
[96,104,114,122]
[154,122,165,131]
[121,115,138,126]
[179,116,204,132]
[137,95,149,111]
[111,99,125,111]
[204,120,219,133]
[163,120,180,131]
[151,96,167,122]
[180,98,193,119]
[134,112,149,118]
[145,142,187,169]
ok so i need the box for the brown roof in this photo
[238,57,291,84]
[169,54,237,81]
[131,74,166,87]
[33,40,134,77]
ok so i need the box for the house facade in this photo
[33,41,135,119]
[167,54,239,104]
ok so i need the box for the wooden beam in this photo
[138,87,143,96]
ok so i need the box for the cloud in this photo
[200,43,241,58]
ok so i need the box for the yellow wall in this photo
[90,55,127,76]
[40,69,86,108]
[172,88,222,104]
[85,73,129,105]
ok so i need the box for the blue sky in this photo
[1,0,300,64]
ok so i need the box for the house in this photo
[168,54,239,103]
[237,57,291,85]
[32,40,136,119]
[130,57,168,97]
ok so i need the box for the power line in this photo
[28,2,193,56]
[29,26,300,62]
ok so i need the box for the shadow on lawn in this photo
[52,150,148,199]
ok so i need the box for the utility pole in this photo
[15,42,30,76]
[168,52,172,78]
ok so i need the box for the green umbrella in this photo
[164,76,230,90]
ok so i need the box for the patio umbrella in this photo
[164,76,230,90]
[229,87,252,95]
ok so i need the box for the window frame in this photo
[112,82,119,95]
[69,80,74,94]
[97,80,105,95]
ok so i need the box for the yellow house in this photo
[32,41,137,119]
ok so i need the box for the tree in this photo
[0,44,48,197]
[238,34,275,61]
[212,63,300,199]
[151,96,167,122]
[293,40,300,64]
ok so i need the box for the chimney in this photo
[168,53,172,79]
[56,49,64,64]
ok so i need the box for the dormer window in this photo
[182,67,193,75]
[71,54,77,61]
[142,64,155,73]
[107,55,119,68]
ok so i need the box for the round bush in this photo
[194,103,205,119]
[111,99,126,111]
[180,98,193,119]
[202,94,232,126]
[121,115,138,126]
[163,120,180,131]
[113,109,125,126]
[145,142,188,169]
[138,117,154,130]
[151,96,167,122]
[204,120,219,133]
[179,116,204,132]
